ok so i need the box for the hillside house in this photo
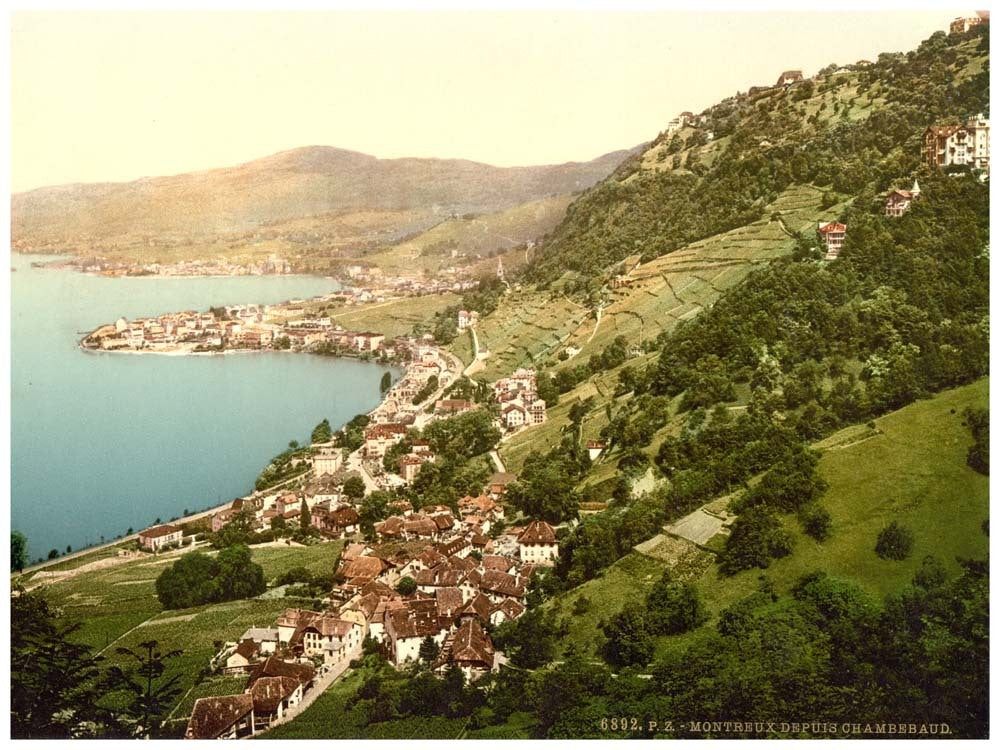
[517,520,559,565]
[435,619,496,682]
[884,181,922,217]
[818,221,847,260]
[950,14,988,35]
[924,115,990,175]
[586,440,606,460]
[224,639,261,674]
[775,69,803,86]
[138,524,182,552]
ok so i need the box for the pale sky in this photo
[10,9,960,193]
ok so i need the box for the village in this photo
[141,396,557,739]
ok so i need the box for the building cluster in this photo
[949,13,989,36]
[924,113,990,178]
[371,347,453,430]
[493,368,547,432]
[332,518,558,671]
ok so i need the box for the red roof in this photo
[140,524,181,539]
[818,222,847,234]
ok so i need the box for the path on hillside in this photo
[564,306,602,362]
[489,450,507,474]
[264,643,363,732]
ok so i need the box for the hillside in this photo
[10,145,634,267]
[544,378,989,660]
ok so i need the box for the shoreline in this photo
[19,340,430,575]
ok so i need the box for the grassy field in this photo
[541,379,990,661]
[34,539,345,724]
[693,378,990,612]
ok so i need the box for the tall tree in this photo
[11,531,28,572]
[11,587,108,737]
[101,640,183,738]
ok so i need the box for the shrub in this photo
[875,521,914,560]
[799,504,832,541]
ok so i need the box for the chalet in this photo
[517,520,559,565]
[311,504,360,538]
[817,221,847,260]
[290,614,364,663]
[489,597,526,627]
[246,655,316,691]
[138,524,182,552]
[775,69,803,87]
[884,181,921,217]
[185,694,255,739]
[502,402,527,429]
[238,627,280,655]
[479,570,526,603]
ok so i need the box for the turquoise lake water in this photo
[11,254,396,560]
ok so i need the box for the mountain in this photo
[10,145,635,262]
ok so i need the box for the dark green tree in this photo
[419,636,440,663]
[875,521,914,560]
[601,602,654,668]
[11,531,27,572]
[396,576,417,596]
[11,587,108,737]
[214,544,267,601]
[343,476,366,501]
[101,640,183,738]
[311,418,332,444]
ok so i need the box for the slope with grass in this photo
[542,379,989,661]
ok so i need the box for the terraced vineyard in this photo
[472,289,591,382]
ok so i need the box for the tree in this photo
[311,418,332,444]
[343,476,366,501]
[601,602,654,668]
[47,549,59,560]
[492,608,556,669]
[419,636,440,663]
[875,521,914,560]
[214,544,267,601]
[154,551,219,609]
[720,506,794,575]
[300,501,311,530]
[799,504,832,541]
[380,371,393,393]
[645,572,708,635]
[101,640,183,738]
[396,576,417,596]
[11,586,108,737]
[11,531,27,572]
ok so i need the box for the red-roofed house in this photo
[517,520,559,564]
[817,222,847,260]
[138,524,182,552]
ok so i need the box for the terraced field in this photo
[311,292,462,339]
[473,289,591,382]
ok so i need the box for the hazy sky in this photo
[10,10,960,193]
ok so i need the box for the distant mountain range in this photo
[11,145,636,256]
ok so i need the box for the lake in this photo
[10,254,396,560]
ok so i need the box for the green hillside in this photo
[544,378,989,660]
